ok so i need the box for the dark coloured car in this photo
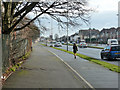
[101,45,120,60]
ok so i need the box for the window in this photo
[118,46,120,51]
[111,46,120,51]
[104,46,110,51]
[111,40,117,43]
[111,47,116,51]
[106,46,110,50]
[104,47,106,50]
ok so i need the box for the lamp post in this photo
[51,18,53,46]
[117,1,120,27]
[46,38,47,46]
[88,20,91,46]
[117,30,119,40]
[66,1,68,51]
[117,14,119,40]
[89,28,91,46]
[117,1,120,41]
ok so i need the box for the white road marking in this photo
[47,48,95,89]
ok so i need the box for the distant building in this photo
[117,27,120,43]
[69,33,80,42]
[78,29,99,43]
[99,27,119,43]
[60,35,66,42]
[60,27,120,44]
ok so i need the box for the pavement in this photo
[47,45,119,89]
[2,43,92,88]
[58,45,119,66]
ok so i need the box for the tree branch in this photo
[13,2,32,18]
[14,2,56,31]
[8,2,38,33]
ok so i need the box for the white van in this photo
[107,39,118,45]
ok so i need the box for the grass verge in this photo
[63,44,104,49]
[41,44,120,73]
[63,43,73,46]
[41,44,47,46]
[87,46,104,49]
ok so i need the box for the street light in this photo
[88,19,91,46]
[117,1,120,27]
[51,18,53,46]
[117,14,119,27]
[66,1,69,51]
[116,13,120,39]
[46,38,47,46]
[117,1,120,41]
[89,28,91,46]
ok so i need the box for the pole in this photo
[117,29,119,40]
[117,2,119,41]
[89,28,91,46]
[117,1,120,27]
[51,18,53,46]
[46,38,47,46]
[67,1,68,51]
[90,29,91,44]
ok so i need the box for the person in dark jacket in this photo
[73,43,78,59]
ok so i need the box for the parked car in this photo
[67,41,70,44]
[54,42,62,47]
[49,41,56,47]
[49,42,53,47]
[61,41,65,44]
[78,42,87,48]
[72,42,75,44]
[101,45,120,60]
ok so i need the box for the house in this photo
[99,27,118,43]
[69,33,80,43]
[117,27,120,43]
[78,29,99,43]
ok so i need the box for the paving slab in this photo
[46,45,119,89]
[2,43,91,88]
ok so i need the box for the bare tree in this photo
[20,17,40,40]
[2,0,91,34]
[54,33,59,41]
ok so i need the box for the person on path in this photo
[73,43,78,59]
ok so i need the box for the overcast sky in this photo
[87,0,119,30]
[41,0,120,38]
